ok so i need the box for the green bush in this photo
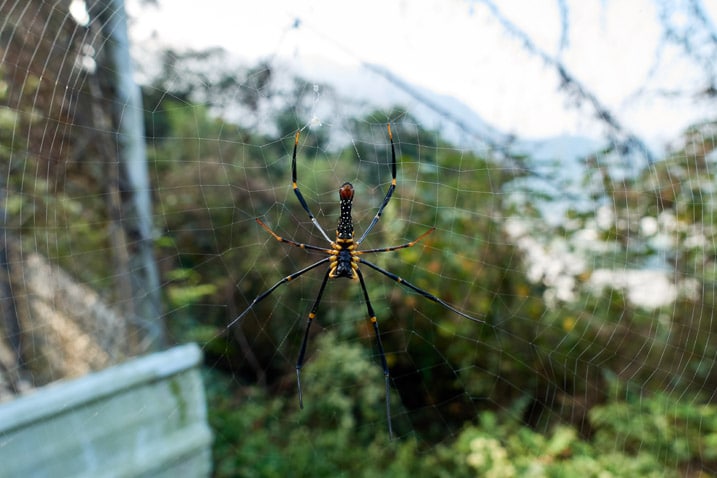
[208,332,420,478]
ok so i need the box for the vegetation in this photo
[144,88,717,475]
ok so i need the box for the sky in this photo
[126,0,717,151]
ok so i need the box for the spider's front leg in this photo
[356,124,397,245]
[292,130,334,244]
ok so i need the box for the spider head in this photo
[339,182,354,201]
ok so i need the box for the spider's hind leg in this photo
[295,269,331,409]
[356,269,394,439]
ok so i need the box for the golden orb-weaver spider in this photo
[230,125,483,438]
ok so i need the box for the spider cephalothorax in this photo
[337,182,355,240]
[229,124,483,438]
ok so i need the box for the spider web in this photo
[1,1,717,476]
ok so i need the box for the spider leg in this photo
[295,269,331,410]
[359,227,435,254]
[256,218,333,253]
[227,257,330,329]
[292,131,334,244]
[360,259,485,324]
[356,268,394,439]
[356,124,397,245]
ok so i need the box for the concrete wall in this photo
[0,343,212,477]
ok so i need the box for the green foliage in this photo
[207,334,710,477]
[208,332,420,478]
[143,93,717,475]
[590,385,717,468]
[450,413,669,477]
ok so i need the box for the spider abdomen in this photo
[330,244,358,279]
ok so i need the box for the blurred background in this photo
[2,0,717,476]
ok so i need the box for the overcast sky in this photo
[127,0,717,150]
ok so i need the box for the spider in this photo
[230,124,483,438]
